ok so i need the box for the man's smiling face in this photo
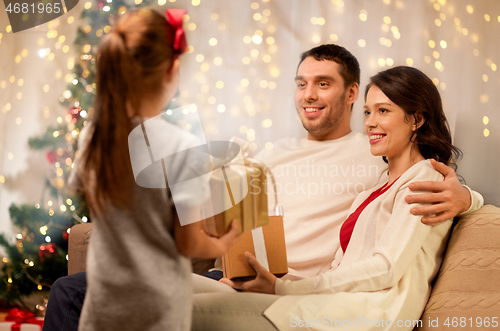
[294,56,355,141]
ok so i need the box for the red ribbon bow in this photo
[5,308,44,330]
[38,243,57,262]
[165,9,188,54]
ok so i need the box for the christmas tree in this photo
[0,0,157,311]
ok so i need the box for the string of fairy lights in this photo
[0,0,499,248]
[171,0,279,153]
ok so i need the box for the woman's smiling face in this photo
[364,85,416,161]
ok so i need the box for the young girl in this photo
[72,9,238,331]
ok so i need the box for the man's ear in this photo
[347,82,359,107]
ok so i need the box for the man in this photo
[43,44,481,331]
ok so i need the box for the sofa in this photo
[67,205,500,330]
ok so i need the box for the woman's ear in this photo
[413,113,425,131]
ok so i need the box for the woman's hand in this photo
[219,252,277,294]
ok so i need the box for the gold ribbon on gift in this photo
[229,137,281,216]
[227,138,284,274]
[207,138,285,277]
[204,137,280,237]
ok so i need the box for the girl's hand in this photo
[206,219,240,255]
[219,252,277,294]
[176,217,239,259]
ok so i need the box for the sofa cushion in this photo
[416,205,500,330]
[68,222,93,275]
[67,223,215,275]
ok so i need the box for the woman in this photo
[192,66,466,331]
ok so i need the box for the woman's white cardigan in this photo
[265,160,459,331]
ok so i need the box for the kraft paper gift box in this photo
[222,215,288,280]
[220,168,288,279]
[202,137,287,279]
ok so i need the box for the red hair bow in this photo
[165,9,188,54]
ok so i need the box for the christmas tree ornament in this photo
[38,243,57,262]
[45,151,57,164]
[25,231,35,243]
[15,239,24,254]
[69,106,81,122]
[62,227,71,241]
[56,178,65,189]
[21,227,29,239]
[35,297,48,317]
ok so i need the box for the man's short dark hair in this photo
[298,44,360,88]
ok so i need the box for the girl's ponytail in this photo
[80,9,176,215]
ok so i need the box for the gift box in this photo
[222,215,288,280]
[0,321,43,331]
[201,138,286,279]
[203,138,270,236]
[0,309,43,331]
[203,160,269,236]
